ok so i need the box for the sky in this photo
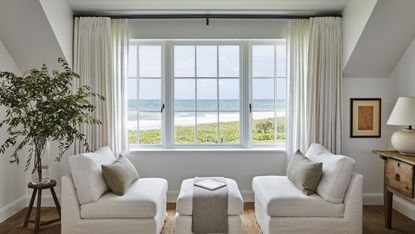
[127,44,287,100]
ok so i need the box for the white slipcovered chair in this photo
[61,147,168,234]
[252,144,363,234]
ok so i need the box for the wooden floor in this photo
[1,204,414,234]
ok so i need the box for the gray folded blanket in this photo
[192,177,228,234]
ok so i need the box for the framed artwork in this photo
[350,98,381,138]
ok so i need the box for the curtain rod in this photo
[73,14,341,20]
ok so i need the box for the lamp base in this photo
[391,128,415,156]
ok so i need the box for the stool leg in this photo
[50,187,61,217]
[35,189,42,234]
[23,188,37,227]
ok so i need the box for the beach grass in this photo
[129,117,285,145]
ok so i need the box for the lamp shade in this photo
[387,97,415,126]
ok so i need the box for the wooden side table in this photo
[372,150,415,229]
[23,179,61,234]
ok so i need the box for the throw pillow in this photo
[101,155,139,195]
[118,155,139,181]
[287,150,323,195]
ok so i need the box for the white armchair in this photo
[252,144,363,234]
[61,147,168,234]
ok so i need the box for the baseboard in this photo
[0,196,26,223]
[363,193,383,205]
[167,190,255,203]
[393,196,415,221]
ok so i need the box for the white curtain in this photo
[112,19,129,155]
[73,17,129,155]
[287,19,310,155]
[288,17,342,154]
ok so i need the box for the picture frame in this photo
[350,98,381,138]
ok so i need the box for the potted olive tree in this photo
[0,58,103,184]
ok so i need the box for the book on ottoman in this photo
[194,179,226,191]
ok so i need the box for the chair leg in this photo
[50,187,61,217]
[35,189,42,234]
[23,188,37,227]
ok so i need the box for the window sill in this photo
[129,146,286,153]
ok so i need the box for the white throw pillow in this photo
[68,146,116,204]
[307,150,355,203]
[305,143,330,158]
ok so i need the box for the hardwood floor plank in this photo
[0,205,414,234]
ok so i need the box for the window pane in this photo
[128,112,138,144]
[276,112,286,145]
[276,78,286,112]
[128,45,137,77]
[138,112,161,144]
[197,46,217,77]
[175,79,195,111]
[252,45,274,77]
[276,44,286,77]
[139,79,161,112]
[219,112,240,144]
[197,79,217,111]
[252,112,275,144]
[127,79,138,111]
[219,46,239,77]
[197,112,218,144]
[174,46,195,77]
[175,112,195,144]
[253,79,274,111]
[219,79,239,111]
[139,45,161,77]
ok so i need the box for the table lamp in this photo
[387,97,415,156]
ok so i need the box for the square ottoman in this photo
[175,178,244,234]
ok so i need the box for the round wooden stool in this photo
[23,179,61,234]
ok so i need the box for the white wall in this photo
[39,0,74,66]
[129,150,286,202]
[387,36,415,220]
[342,0,377,68]
[0,39,26,222]
[342,77,396,204]
[342,36,415,220]
[392,37,415,97]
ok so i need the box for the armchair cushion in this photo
[68,147,116,204]
[81,178,168,219]
[307,151,355,203]
[252,176,344,217]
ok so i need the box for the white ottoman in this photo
[175,178,244,234]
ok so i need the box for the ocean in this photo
[127,99,286,130]
[128,99,286,114]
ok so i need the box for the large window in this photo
[127,40,286,148]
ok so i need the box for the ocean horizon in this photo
[128,99,286,130]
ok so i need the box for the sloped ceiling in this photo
[0,0,67,72]
[343,0,415,77]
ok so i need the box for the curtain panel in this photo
[288,17,342,154]
[73,17,129,155]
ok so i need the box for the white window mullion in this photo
[242,42,251,148]
[136,45,140,145]
[216,45,220,144]
[163,42,170,147]
[194,45,198,144]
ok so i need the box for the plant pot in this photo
[31,140,51,184]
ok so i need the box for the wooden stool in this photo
[23,179,61,234]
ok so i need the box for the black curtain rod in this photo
[73,14,341,20]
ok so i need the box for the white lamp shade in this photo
[387,97,415,126]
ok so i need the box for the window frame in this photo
[248,40,287,146]
[127,39,286,149]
